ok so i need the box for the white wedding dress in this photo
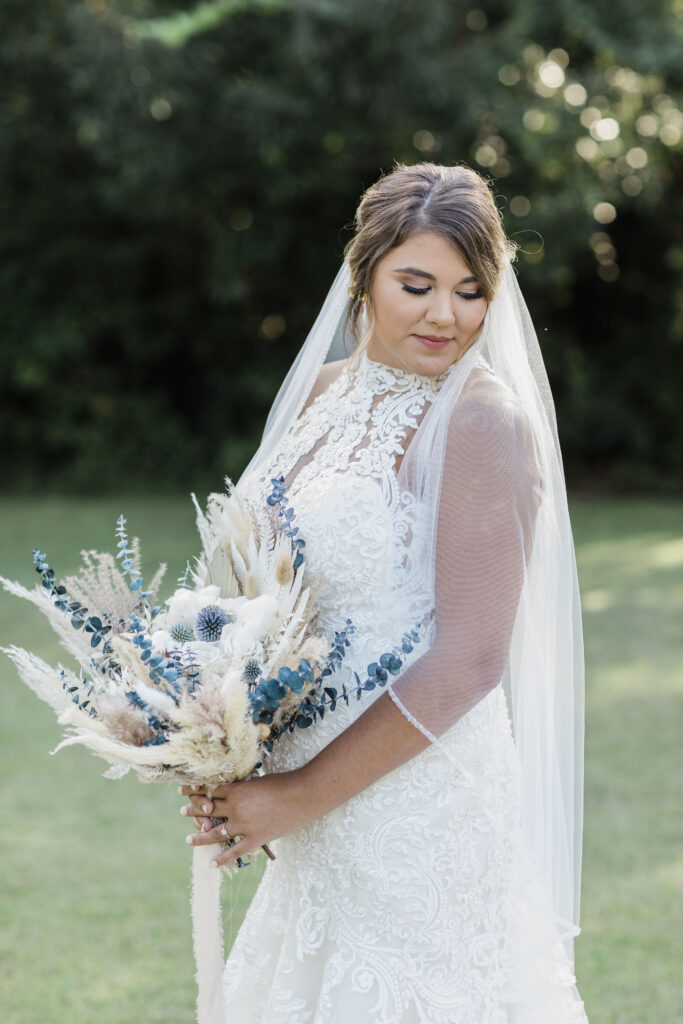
[226,349,590,1024]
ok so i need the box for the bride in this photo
[179,161,591,1023]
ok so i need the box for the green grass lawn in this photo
[0,494,681,1023]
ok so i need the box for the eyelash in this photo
[402,283,483,300]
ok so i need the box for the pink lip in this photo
[414,334,452,349]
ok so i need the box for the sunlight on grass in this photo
[1,494,681,1024]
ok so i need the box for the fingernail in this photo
[203,803,211,813]
[210,860,218,868]
[185,834,195,844]
[180,806,189,816]
[192,784,200,791]
[202,821,212,832]
[177,785,184,794]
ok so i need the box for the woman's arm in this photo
[181,691,429,866]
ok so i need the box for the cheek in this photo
[461,303,486,331]
[374,289,416,336]
[386,293,420,332]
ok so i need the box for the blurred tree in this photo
[0,0,680,494]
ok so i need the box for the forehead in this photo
[378,232,475,280]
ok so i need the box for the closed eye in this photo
[402,284,484,299]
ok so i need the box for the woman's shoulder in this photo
[451,362,536,459]
[461,360,522,414]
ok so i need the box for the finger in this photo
[186,822,235,847]
[192,816,213,831]
[178,785,205,797]
[189,794,214,815]
[211,837,253,868]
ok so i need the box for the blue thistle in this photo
[194,604,231,643]
[242,658,261,684]
[169,623,195,644]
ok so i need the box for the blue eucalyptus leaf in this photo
[266,678,285,699]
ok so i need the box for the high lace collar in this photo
[349,347,454,395]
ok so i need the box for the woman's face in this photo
[366,232,488,376]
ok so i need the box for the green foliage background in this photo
[1,0,681,495]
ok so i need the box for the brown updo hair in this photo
[343,161,518,353]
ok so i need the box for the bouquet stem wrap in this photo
[192,844,225,1024]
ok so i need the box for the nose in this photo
[425,291,456,327]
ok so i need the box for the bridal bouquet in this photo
[0,474,420,1023]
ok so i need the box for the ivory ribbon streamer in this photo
[192,844,225,1024]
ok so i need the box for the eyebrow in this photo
[392,266,479,285]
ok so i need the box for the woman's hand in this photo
[178,769,313,868]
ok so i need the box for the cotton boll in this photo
[150,629,174,653]
[161,585,222,628]
[236,594,280,636]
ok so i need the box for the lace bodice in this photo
[239,348,466,640]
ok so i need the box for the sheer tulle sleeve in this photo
[388,375,544,739]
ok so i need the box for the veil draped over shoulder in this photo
[237,254,586,963]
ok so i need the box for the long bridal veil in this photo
[238,254,586,965]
